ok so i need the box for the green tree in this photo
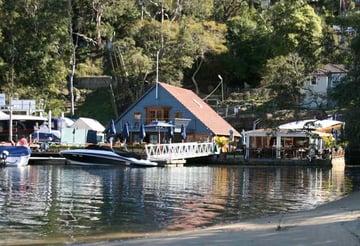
[214,0,261,22]
[139,0,213,22]
[261,53,306,109]
[68,0,141,116]
[184,19,228,94]
[268,0,323,68]
[106,36,153,113]
[225,9,271,87]
[0,0,69,116]
[127,17,227,91]
[321,10,358,65]
[332,13,360,147]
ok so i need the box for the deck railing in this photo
[245,147,334,160]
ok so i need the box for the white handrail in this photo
[145,142,214,161]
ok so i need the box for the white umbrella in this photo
[145,121,175,144]
[139,124,146,143]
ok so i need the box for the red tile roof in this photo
[159,82,241,137]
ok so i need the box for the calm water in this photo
[0,163,359,243]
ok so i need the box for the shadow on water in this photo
[0,163,359,244]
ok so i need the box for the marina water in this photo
[0,163,359,243]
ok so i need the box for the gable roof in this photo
[72,117,105,132]
[314,64,347,76]
[159,82,240,137]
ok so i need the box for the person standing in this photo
[18,135,29,147]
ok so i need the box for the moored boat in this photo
[59,145,157,167]
[0,145,32,167]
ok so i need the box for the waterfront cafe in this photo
[242,119,343,160]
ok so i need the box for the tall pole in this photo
[9,98,13,143]
[218,74,224,102]
[68,0,76,116]
[156,50,159,100]
[48,110,52,134]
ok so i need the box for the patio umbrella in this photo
[181,124,186,142]
[122,123,129,145]
[108,119,117,148]
[109,119,116,135]
[145,121,174,144]
[139,124,146,143]
[167,124,174,143]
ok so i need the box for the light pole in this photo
[218,74,223,102]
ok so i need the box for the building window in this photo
[146,107,171,123]
[149,110,156,122]
[330,74,342,88]
[311,77,317,85]
[163,110,169,120]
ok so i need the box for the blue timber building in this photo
[111,82,241,144]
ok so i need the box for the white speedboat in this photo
[0,146,32,167]
[59,145,157,167]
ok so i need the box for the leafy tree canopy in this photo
[0,0,357,130]
[268,0,323,68]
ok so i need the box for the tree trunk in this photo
[68,0,76,116]
[191,58,204,95]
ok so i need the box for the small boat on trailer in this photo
[59,145,157,167]
[0,145,32,167]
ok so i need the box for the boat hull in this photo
[0,146,31,167]
[59,148,157,167]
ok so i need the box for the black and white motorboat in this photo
[59,145,157,167]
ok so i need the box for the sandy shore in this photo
[5,191,359,245]
[93,191,360,246]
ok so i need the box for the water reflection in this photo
[0,164,358,242]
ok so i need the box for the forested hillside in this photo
[0,0,359,146]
